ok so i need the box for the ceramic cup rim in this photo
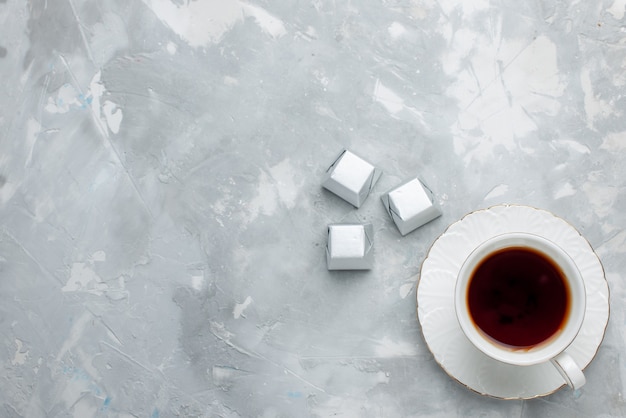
[454,232,586,366]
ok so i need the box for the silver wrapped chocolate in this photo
[322,149,382,208]
[326,223,374,270]
[381,177,442,236]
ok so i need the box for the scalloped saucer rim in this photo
[416,204,610,399]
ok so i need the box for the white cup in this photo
[455,232,587,390]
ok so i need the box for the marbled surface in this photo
[1,1,625,417]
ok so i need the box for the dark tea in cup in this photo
[466,247,570,348]
[455,231,587,389]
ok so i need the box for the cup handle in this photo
[550,352,586,390]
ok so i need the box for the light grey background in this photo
[1,0,625,417]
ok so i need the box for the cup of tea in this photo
[455,232,587,390]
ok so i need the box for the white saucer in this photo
[417,204,610,399]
